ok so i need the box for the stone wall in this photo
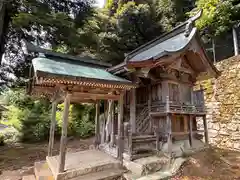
[197,56,240,150]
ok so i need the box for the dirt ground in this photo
[171,147,240,180]
[0,138,240,180]
[0,137,94,180]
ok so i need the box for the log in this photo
[58,93,71,173]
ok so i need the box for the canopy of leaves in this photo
[193,0,240,37]
[0,0,95,87]
[93,0,195,64]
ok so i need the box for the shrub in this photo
[1,89,95,142]
[1,127,20,144]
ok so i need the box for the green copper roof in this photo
[32,56,132,84]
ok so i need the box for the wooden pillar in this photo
[58,93,71,173]
[148,85,152,132]
[95,101,100,147]
[166,114,172,154]
[130,89,136,133]
[203,115,209,144]
[189,115,193,147]
[48,101,57,157]
[118,93,124,164]
[110,101,115,146]
[106,100,114,143]
[156,124,160,151]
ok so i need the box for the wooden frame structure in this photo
[28,47,136,173]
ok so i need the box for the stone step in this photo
[22,175,36,180]
[131,152,154,160]
[124,156,169,176]
[34,161,54,180]
[69,168,125,180]
[124,171,172,180]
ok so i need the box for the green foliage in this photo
[1,0,95,86]
[91,0,196,64]
[1,89,95,143]
[193,0,240,37]
[0,127,20,144]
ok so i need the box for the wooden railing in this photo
[150,96,206,114]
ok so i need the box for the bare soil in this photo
[0,139,240,180]
[0,137,94,180]
[171,147,240,180]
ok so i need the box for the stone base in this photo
[46,150,122,180]
[123,155,170,177]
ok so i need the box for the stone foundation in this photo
[197,56,240,150]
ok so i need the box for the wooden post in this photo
[166,96,170,112]
[95,101,100,147]
[48,101,57,157]
[58,93,71,173]
[189,115,193,147]
[148,85,152,132]
[203,115,209,144]
[130,89,136,133]
[110,101,115,146]
[156,125,160,151]
[166,114,172,154]
[118,93,124,164]
[106,100,114,143]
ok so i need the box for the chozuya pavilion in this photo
[27,10,219,180]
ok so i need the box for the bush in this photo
[1,89,95,142]
[0,127,20,144]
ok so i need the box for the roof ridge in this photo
[125,10,203,61]
[26,43,112,68]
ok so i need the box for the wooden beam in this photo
[48,101,57,157]
[94,101,100,147]
[73,92,120,100]
[189,115,193,147]
[118,93,124,164]
[130,88,136,133]
[58,93,71,173]
[203,115,209,144]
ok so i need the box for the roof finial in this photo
[184,20,193,37]
[184,9,203,37]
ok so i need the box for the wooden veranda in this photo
[28,47,136,174]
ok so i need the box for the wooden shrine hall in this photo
[26,10,220,180]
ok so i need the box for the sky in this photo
[96,0,105,8]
